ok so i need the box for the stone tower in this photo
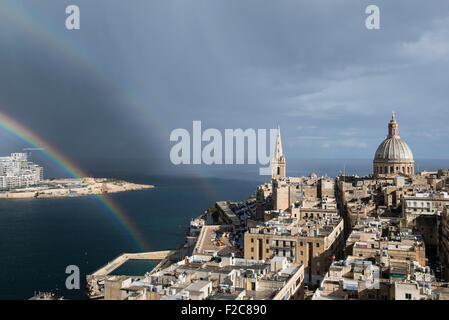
[272,125,286,180]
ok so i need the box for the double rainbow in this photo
[0,111,149,252]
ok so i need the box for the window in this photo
[251,247,254,252]
[405,293,412,300]
[300,241,303,246]
[266,239,269,244]
[251,238,254,243]
[316,243,320,248]
[266,249,269,253]
[300,251,303,256]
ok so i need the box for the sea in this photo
[0,159,447,300]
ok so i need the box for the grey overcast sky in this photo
[0,0,448,176]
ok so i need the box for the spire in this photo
[392,111,396,122]
[274,124,284,160]
[271,124,286,180]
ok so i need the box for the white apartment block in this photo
[0,153,43,190]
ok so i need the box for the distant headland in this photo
[0,177,154,199]
[0,152,154,199]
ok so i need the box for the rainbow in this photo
[0,1,222,200]
[0,111,150,252]
[0,2,225,234]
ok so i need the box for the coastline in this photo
[0,177,154,199]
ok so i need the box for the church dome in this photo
[374,137,413,162]
[373,112,415,177]
[373,112,414,163]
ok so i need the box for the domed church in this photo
[373,112,414,178]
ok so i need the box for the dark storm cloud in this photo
[0,0,448,176]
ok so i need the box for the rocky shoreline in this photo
[0,177,154,199]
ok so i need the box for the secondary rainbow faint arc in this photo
[1,1,224,204]
[0,111,150,252]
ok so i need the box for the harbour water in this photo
[0,175,262,300]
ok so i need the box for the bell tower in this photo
[272,125,286,180]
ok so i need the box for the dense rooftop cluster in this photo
[87,118,449,300]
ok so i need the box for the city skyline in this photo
[1,1,449,179]
[0,110,446,181]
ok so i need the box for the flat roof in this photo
[185,280,211,291]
